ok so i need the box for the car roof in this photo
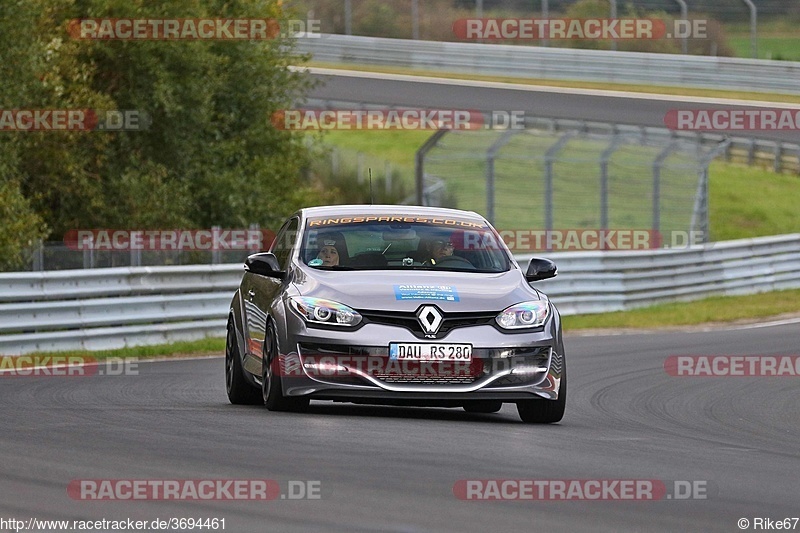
[296,204,485,220]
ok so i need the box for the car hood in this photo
[292,267,542,313]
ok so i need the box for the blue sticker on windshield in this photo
[394,284,459,302]
[308,258,323,266]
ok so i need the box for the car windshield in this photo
[301,214,511,272]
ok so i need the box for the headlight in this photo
[288,297,362,327]
[495,301,549,329]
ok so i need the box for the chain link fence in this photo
[417,118,731,246]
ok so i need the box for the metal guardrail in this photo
[1,234,798,355]
[297,34,800,95]
[526,234,800,315]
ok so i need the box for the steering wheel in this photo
[433,255,476,269]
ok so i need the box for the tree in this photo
[0,0,324,269]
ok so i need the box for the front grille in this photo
[358,309,496,339]
[373,374,479,385]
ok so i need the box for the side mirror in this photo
[245,253,285,279]
[525,257,557,282]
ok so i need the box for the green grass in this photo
[709,161,800,241]
[6,338,225,360]
[564,289,800,330]
[726,19,800,61]
[728,36,800,61]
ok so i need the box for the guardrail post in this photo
[344,0,352,35]
[415,128,449,205]
[774,142,782,173]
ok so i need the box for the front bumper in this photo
[278,316,564,402]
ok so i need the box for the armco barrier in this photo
[296,34,800,95]
[1,234,798,354]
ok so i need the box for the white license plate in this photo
[389,343,473,361]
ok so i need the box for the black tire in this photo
[262,322,309,413]
[225,318,261,405]
[463,401,503,414]
[516,366,566,424]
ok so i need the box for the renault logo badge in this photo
[416,305,443,335]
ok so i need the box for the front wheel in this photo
[516,366,566,424]
[225,318,261,405]
[262,323,309,413]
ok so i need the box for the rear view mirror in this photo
[525,258,557,282]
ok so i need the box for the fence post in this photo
[212,226,221,264]
[544,131,578,241]
[412,0,419,39]
[415,129,449,206]
[674,0,688,55]
[609,0,617,51]
[541,0,549,48]
[486,129,515,225]
[83,236,94,269]
[32,239,44,271]
[653,141,679,240]
[130,232,142,267]
[599,136,626,232]
[385,161,392,196]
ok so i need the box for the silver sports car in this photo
[225,205,565,423]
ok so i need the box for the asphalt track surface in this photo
[2,320,799,532]
[306,69,800,143]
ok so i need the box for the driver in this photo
[309,232,348,267]
[419,235,454,266]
